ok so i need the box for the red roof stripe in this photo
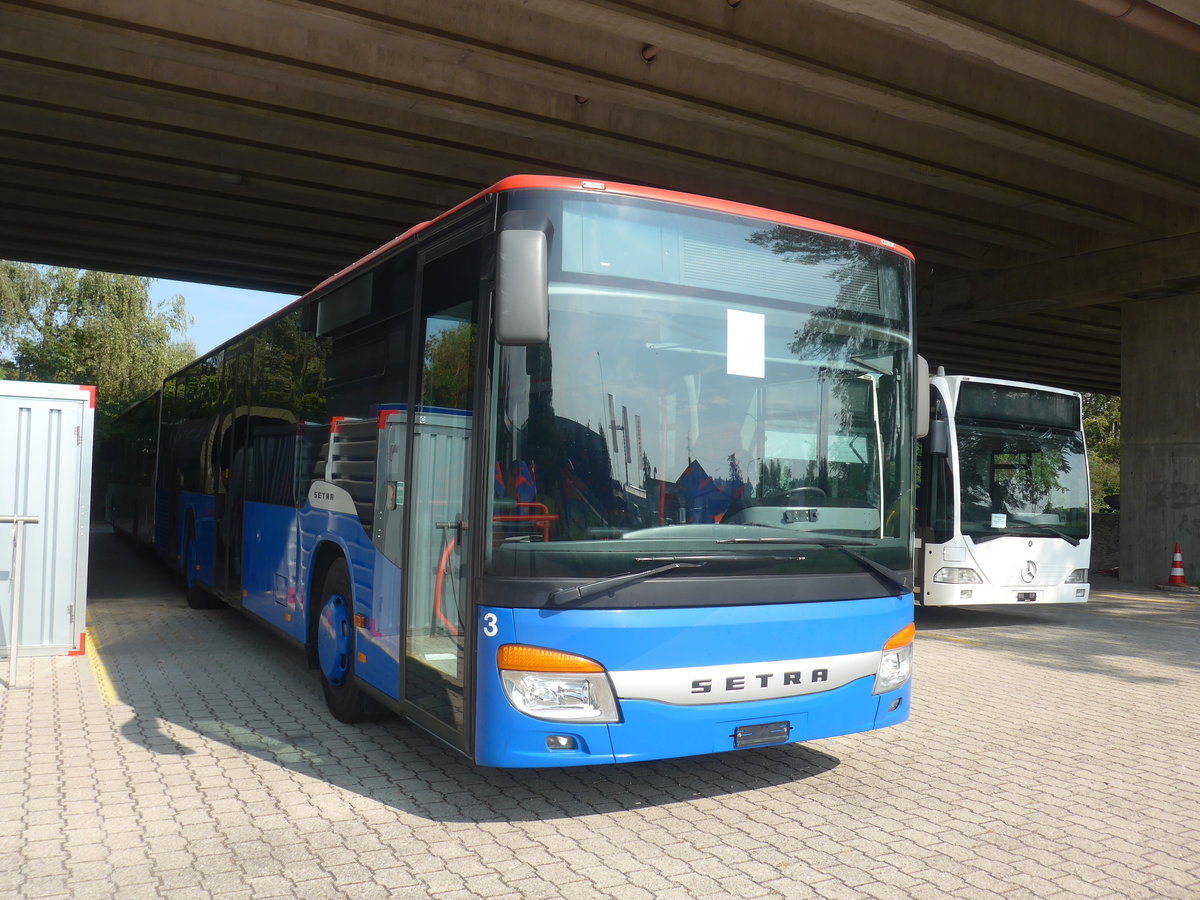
[289,175,913,309]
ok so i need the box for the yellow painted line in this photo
[916,632,985,647]
[85,617,118,706]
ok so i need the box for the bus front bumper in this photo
[473,676,910,768]
[921,582,1090,605]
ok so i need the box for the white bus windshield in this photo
[954,383,1089,541]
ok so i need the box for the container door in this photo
[0,393,87,655]
[403,237,484,742]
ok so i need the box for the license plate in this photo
[1016,592,1037,601]
[734,721,791,748]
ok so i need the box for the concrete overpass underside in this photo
[2,0,1199,581]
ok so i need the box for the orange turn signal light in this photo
[884,623,916,650]
[497,644,605,673]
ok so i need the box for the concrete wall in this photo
[1091,513,1120,573]
[1120,294,1200,585]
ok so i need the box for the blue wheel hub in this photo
[317,593,351,686]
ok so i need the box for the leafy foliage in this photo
[0,261,195,420]
[422,322,475,410]
[1083,392,1120,512]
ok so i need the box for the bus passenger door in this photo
[403,237,484,746]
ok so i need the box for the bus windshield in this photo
[488,190,913,581]
[956,419,1089,542]
[951,382,1089,543]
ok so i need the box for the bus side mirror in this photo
[928,417,950,457]
[914,354,930,439]
[495,211,553,345]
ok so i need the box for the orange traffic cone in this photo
[1168,543,1188,587]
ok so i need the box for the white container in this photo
[0,380,95,659]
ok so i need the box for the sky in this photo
[149,279,296,358]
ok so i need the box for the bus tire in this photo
[316,558,381,723]
[184,526,221,610]
[186,586,222,609]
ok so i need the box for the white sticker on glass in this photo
[727,309,765,378]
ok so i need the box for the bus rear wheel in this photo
[316,559,380,723]
[184,529,221,609]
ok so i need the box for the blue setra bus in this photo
[109,176,921,767]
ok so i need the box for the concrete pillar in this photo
[1120,294,1200,586]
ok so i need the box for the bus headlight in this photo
[874,624,914,695]
[933,567,982,584]
[1065,568,1088,583]
[497,645,619,723]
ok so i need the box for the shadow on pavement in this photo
[912,571,1200,687]
[914,605,1037,631]
[85,525,842,824]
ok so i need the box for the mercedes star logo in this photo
[1021,560,1037,583]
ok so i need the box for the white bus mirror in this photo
[928,418,950,457]
[915,354,930,439]
[496,211,553,345]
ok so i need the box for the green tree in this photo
[421,322,475,410]
[1083,392,1120,512]
[0,261,195,419]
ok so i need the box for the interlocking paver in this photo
[4,529,1200,898]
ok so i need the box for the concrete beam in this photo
[802,0,1200,137]
[919,231,1200,323]
[512,0,1200,207]
[12,0,1193,236]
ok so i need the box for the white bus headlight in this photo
[1065,568,1088,583]
[502,672,617,720]
[874,624,914,695]
[933,567,982,584]
[497,645,619,723]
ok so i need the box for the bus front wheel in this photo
[316,559,380,723]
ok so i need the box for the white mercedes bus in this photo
[915,373,1091,606]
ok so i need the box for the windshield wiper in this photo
[973,523,1080,546]
[634,555,792,564]
[835,546,911,596]
[969,531,1008,544]
[548,561,704,604]
[548,554,797,605]
[717,535,909,596]
[716,536,871,546]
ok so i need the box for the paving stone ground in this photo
[2,527,1198,899]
